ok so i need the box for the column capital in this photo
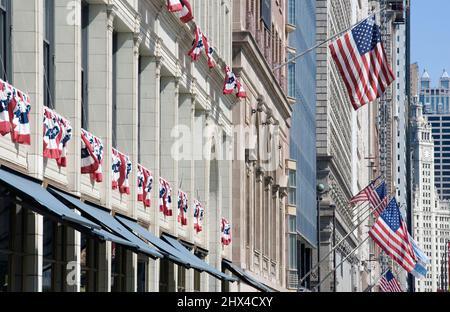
[106,4,117,31]
[133,32,144,54]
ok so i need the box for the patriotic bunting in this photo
[111,148,132,195]
[179,0,194,23]
[166,0,183,12]
[0,80,13,135]
[221,217,231,246]
[0,79,31,145]
[81,129,104,182]
[193,199,204,233]
[159,177,173,217]
[223,66,246,98]
[137,164,153,208]
[178,190,188,226]
[43,107,72,167]
[188,27,215,69]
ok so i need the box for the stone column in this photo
[23,211,43,292]
[114,31,140,218]
[54,0,82,193]
[12,0,44,179]
[206,115,223,292]
[193,109,208,292]
[87,4,115,209]
[65,228,81,292]
[178,92,195,291]
[160,75,179,233]
[97,241,112,292]
[138,54,161,292]
[125,250,137,292]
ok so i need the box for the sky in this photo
[411,0,450,84]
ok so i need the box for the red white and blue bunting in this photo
[221,217,231,246]
[159,177,173,217]
[111,148,132,195]
[193,199,204,233]
[81,129,104,182]
[165,2,245,99]
[223,66,247,98]
[188,26,215,69]
[178,190,189,226]
[179,0,194,23]
[43,107,72,167]
[0,79,31,145]
[137,164,153,208]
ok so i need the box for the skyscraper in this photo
[419,70,450,200]
[287,0,317,291]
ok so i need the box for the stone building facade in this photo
[230,0,292,292]
[0,0,247,292]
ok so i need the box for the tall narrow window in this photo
[81,1,89,129]
[80,233,99,292]
[44,0,55,108]
[111,243,127,292]
[137,256,147,292]
[0,0,11,81]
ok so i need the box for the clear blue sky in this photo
[411,0,450,84]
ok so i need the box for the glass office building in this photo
[420,70,450,199]
[287,0,317,289]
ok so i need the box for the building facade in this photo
[412,102,437,292]
[412,101,450,292]
[230,0,292,292]
[286,0,317,291]
[420,70,450,201]
[0,0,284,293]
[315,0,364,293]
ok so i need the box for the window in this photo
[80,233,99,292]
[288,61,296,98]
[159,257,174,292]
[137,256,148,292]
[287,0,295,25]
[177,265,186,292]
[42,217,67,292]
[0,195,25,292]
[0,0,11,81]
[287,216,297,270]
[111,243,127,292]
[43,0,55,108]
[288,170,296,206]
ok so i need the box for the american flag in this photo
[372,181,389,217]
[379,270,403,292]
[350,176,380,204]
[369,198,417,272]
[329,16,395,110]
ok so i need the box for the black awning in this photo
[115,215,191,267]
[162,234,237,282]
[48,188,163,259]
[222,259,276,292]
[0,167,101,231]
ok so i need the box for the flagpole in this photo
[299,194,393,288]
[273,6,387,71]
[312,235,371,291]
